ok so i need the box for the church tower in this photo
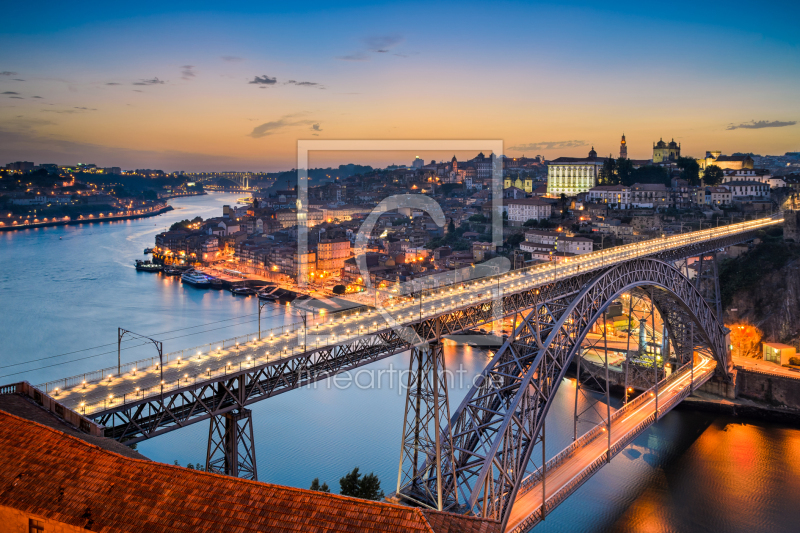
[620,133,628,159]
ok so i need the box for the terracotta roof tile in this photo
[0,409,498,533]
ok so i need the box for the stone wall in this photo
[736,368,800,409]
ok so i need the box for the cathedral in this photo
[652,138,681,163]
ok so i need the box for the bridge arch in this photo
[406,258,730,527]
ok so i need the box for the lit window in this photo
[29,519,44,533]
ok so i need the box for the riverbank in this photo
[158,192,208,201]
[677,390,800,424]
[0,204,173,232]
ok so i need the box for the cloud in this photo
[285,79,324,88]
[249,75,277,85]
[364,34,404,52]
[133,77,165,86]
[31,96,43,99]
[336,52,369,62]
[0,71,17,76]
[9,96,23,99]
[221,56,244,62]
[312,123,322,131]
[508,140,588,151]
[12,79,24,81]
[133,89,143,93]
[74,107,97,111]
[2,91,19,95]
[249,116,316,138]
[181,65,195,80]
[726,120,796,130]
[105,82,121,86]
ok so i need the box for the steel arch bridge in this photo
[397,258,730,529]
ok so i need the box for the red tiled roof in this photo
[0,408,499,533]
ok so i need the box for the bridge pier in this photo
[206,407,258,480]
[396,341,458,512]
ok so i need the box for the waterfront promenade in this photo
[0,202,172,232]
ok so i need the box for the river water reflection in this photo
[1,192,799,532]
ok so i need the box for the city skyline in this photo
[1,1,799,171]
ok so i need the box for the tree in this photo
[600,158,618,185]
[507,233,524,247]
[339,467,361,497]
[357,472,385,501]
[616,157,634,186]
[559,193,568,218]
[468,214,487,223]
[447,218,456,234]
[703,165,724,186]
[629,165,670,186]
[523,218,539,228]
[332,284,346,295]
[677,156,701,186]
[310,478,330,492]
[339,467,385,500]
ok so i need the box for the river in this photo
[1,192,799,532]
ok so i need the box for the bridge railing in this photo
[517,357,714,495]
[35,215,777,400]
[510,362,716,533]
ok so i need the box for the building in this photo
[0,392,497,533]
[586,184,631,209]
[546,147,607,196]
[723,180,770,201]
[472,241,495,261]
[4,161,34,172]
[412,156,424,169]
[697,152,754,171]
[700,186,732,206]
[762,342,797,365]
[505,198,552,225]
[652,138,680,163]
[620,133,628,159]
[522,230,593,254]
[503,176,534,193]
[316,239,351,276]
[630,183,669,209]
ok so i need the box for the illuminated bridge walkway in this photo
[36,215,780,528]
[505,356,715,532]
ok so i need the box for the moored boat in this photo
[181,270,211,287]
[231,286,256,296]
[134,260,162,272]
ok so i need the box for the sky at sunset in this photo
[1,1,799,171]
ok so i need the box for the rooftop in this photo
[0,406,499,533]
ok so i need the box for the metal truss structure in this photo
[206,407,257,480]
[79,228,759,486]
[399,258,730,529]
[396,342,458,511]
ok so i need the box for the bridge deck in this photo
[39,217,775,426]
[506,357,716,533]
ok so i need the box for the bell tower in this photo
[620,133,628,159]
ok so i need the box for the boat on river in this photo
[181,270,211,287]
[231,286,256,296]
[134,260,162,272]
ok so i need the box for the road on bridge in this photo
[41,217,773,420]
[505,356,716,532]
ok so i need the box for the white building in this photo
[586,184,631,208]
[546,147,607,196]
[522,230,593,254]
[505,198,552,225]
[723,169,785,188]
[723,180,770,200]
